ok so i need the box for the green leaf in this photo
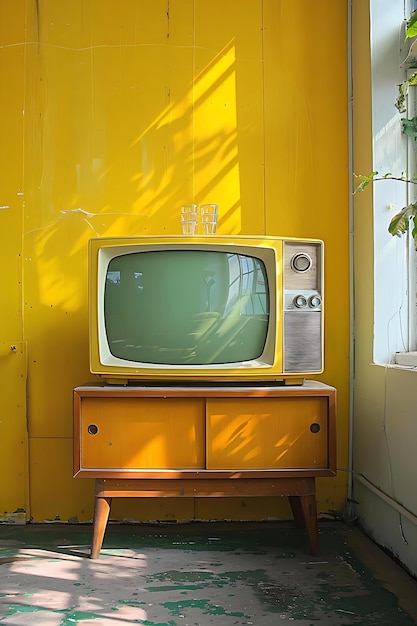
[396,91,407,113]
[395,74,417,112]
[410,215,417,250]
[353,171,378,194]
[388,203,417,238]
[406,11,417,38]
[401,116,417,138]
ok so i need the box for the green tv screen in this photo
[104,250,269,366]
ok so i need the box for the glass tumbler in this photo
[200,204,218,235]
[180,204,198,235]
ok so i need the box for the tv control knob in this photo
[293,294,308,308]
[308,294,322,308]
[291,253,312,273]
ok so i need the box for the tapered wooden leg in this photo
[288,495,304,527]
[289,493,319,556]
[90,495,112,559]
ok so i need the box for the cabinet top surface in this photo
[74,380,336,398]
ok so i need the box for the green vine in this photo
[395,71,417,113]
[354,172,417,249]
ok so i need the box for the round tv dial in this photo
[290,252,312,273]
[308,294,322,308]
[293,294,308,308]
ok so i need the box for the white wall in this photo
[353,0,417,577]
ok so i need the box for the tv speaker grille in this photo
[283,311,322,373]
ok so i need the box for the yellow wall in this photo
[0,0,349,523]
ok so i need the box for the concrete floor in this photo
[0,521,416,625]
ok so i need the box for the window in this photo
[371,0,417,365]
[393,28,417,365]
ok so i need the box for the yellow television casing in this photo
[89,235,324,384]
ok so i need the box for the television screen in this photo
[104,250,269,366]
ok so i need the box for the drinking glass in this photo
[200,204,218,235]
[181,204,198,214]
[200,204,218,216]
[180,204,198,235]
[201,213,218,235]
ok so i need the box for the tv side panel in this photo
[283,241,323,374]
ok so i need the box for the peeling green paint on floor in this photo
[162,598,248,618]
[0,522,416,625]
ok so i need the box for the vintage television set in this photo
[88,235,324,385]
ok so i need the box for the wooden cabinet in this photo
[73,380,336,558]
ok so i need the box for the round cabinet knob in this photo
[291,253,312,273]
[308,294,322,308]
[293,294,308,308]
